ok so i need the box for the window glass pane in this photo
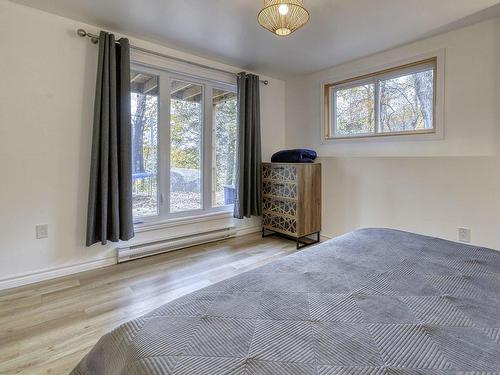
[335,84,375,136]
[212,89,237,207]
[130,71,159,218]
[379,69,434,133]
[170,80,203,213]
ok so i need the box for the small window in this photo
[324,58,436,139]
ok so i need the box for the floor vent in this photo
[117,226,237,263]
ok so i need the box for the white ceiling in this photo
[10,0,500,79]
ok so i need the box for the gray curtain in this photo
[234,73,262,219]
[86,31,134,246]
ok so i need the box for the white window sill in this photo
[134,210,234,234]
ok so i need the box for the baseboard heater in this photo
[117,226,237,263]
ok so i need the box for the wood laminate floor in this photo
[0,233,298,374]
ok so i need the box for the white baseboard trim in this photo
[0,225,264,292]
[0,256,117,292]
[236,225,262,236]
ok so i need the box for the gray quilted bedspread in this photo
[71,228,500,375]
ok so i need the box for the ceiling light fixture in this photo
[258,0,310,36]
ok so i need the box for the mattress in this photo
[71,228,500,374]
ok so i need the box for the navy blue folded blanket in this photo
[271,149,317,163]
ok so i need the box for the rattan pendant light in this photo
[258,0,310,36]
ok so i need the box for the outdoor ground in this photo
[133,191,226,217]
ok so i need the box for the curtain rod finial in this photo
[77,28,99,44]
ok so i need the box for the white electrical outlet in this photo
[36,224,48,239]
[458,227,470,243]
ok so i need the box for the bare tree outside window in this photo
[379,70,434,133]
[170,80,203,213]
[335,84,375,136]
[213,90,237,207]
[130,72,159,218]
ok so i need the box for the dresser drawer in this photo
[262,164,297,182]
[263,197,297,217]
[263,181,297,199]
[262,212,297,235]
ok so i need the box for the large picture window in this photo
[130,66,237,222]
[323,58,436,139]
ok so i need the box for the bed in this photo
[71,228,500,375]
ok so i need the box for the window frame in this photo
[130,62,238,225]
[323,56,439,140]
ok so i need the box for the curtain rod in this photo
[77,29,269,85]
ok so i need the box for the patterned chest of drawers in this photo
[262,163,321,247]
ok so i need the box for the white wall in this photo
[321,157,500,248]
[0,1,286,285]
[286,18,500,249]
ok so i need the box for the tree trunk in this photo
[225,131,235,186]
[414,73,433,129]
[379,81,392,132]
[132,95,147,174]
[366,85,375,131]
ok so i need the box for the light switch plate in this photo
[36,224,48,239]
[458,227,470,243]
